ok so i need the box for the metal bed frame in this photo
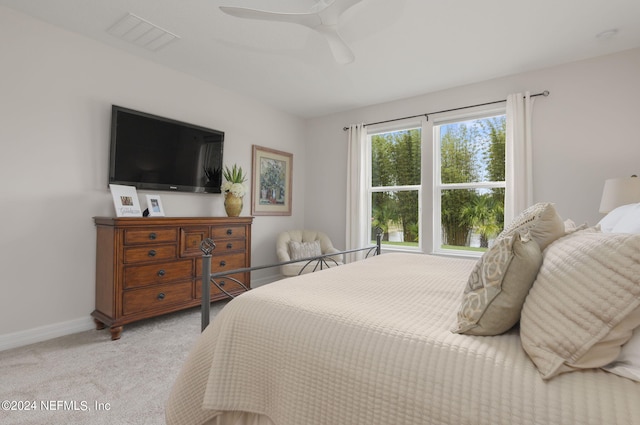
[199,229,383,331]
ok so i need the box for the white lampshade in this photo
[599,175,640,213]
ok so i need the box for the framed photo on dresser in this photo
[109,184,143,217]
[145,194,165,217]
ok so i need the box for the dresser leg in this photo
[93,318,106,330]
[109,326,123,340]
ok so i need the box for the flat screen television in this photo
[109,105,224,193]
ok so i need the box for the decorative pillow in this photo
[598,203,639,233]
[611,203,640,233]
[289,240,322,261]
[452,231,543,336]
[497,202,564,250]
[563,219,588,234]
[604,323,640,382]
[520,230,640,379]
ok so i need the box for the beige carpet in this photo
[0,301,229,425]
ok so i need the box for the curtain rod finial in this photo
[542,90,550,96]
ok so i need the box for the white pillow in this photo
[612,203,640,233]
[598,203,639,233]
[604,325,640,382]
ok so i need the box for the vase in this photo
[224,193,243,217]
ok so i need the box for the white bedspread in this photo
[166,253,640,425]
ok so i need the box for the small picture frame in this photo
[251,145,293,216]
[145,194,165,217]
[109,184,143,217]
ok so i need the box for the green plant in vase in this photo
[221,165,247,217]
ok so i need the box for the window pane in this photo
[439,116,505,184]
[371,129,421,187]
[440,188,504,251]
[371,190,419,247]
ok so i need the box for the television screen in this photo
[109,105,224,193]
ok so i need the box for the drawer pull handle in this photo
[149,232,157,240]
[220,261,226,267]
[148,249,157,257]
[226,229,233,235]
[226,243,233,249]
[157,292,166,300]
[157,269,166,277]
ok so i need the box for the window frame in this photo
[431,107,507,257]
[366,118,426,252]
[363,105,508,257]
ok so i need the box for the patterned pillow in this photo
[452,230,542,336]
[289,240,322,261]
[520,230,640,379]
[497,202,564,250]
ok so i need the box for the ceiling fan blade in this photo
[315,25,354,64]
[220,1,360,64]
[219,6,321,28]
[317,0,364,24]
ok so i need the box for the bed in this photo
[166,203,640,425]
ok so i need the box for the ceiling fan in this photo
[219,0,364,64]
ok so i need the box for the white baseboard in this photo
[1,277,285,352]
[0,317,95,352]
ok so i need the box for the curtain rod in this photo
[342,90,550,131]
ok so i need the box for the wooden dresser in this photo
[92,216,253,340]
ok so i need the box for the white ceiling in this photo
[3,0,640,118]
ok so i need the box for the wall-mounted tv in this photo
[109,105,224,194]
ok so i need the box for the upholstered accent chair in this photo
[276,230,344,276]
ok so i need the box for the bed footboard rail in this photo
[199,229,383,331]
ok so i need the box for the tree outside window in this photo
[366,112,506,254]
[437,115,506,251]
[370,128,421,248]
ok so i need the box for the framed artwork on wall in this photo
[251,145,293,216]
[145,194,165,217]
[109,184,143,217]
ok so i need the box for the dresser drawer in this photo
[124,245,177,264]
[123,281,192,315]
[195,273,249,299]
[196,252,246,277]
[211,225,246,240]
[123,259,193,289]
[211,239,246,254]
[124,228,177,245]
[180,226,209,257]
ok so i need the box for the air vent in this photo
[107,13,179,51]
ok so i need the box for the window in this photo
[433,112,506,254]
[368,123,422,250]
[365,108,506,255]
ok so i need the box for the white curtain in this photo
[505,91,534,225]
[345,124,368,261]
